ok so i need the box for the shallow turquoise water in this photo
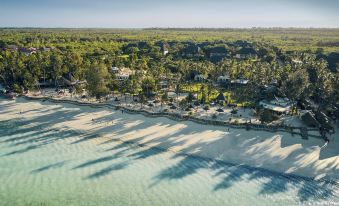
[0,118,338,206]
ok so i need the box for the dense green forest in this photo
[0,28,338,117]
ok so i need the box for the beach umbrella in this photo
[148,103,154,107]
[170,105,177,109]
[217,108,224,112]
[203,106,210,111]
[231,109,238,114]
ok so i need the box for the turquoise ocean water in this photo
[0,103,338,206]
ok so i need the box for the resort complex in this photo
[1,29,338,141]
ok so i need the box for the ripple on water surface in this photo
[0,118,338,206]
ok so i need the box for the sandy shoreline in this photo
[0,97,338,181]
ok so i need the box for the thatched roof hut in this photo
[216,92,226,101]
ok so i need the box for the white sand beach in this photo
[0,97,338,181]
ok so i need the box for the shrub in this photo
[259,109,279,123]
[13,84,21,93]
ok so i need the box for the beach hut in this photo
[216,92,226,105]
[259,98,293,115]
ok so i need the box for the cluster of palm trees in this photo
[101,52,337,114]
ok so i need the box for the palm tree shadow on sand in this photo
[1,99,337,203]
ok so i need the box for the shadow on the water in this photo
[0,122,83,156]
[73,153,124,170]
[86,162,128,179]
[3,144,40,156]
[156,154,208,181]
[31,161,68,173]
[71,133,101,144]
[297,180,335,202]
[1,98,338,203]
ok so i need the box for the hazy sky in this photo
[1,0,339,28]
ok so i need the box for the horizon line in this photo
[1,27,339,30]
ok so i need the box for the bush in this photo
[260,110,279,123]
[179,99,187,108]
[13,84,21,93]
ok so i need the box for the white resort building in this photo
[259,98,293,114]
